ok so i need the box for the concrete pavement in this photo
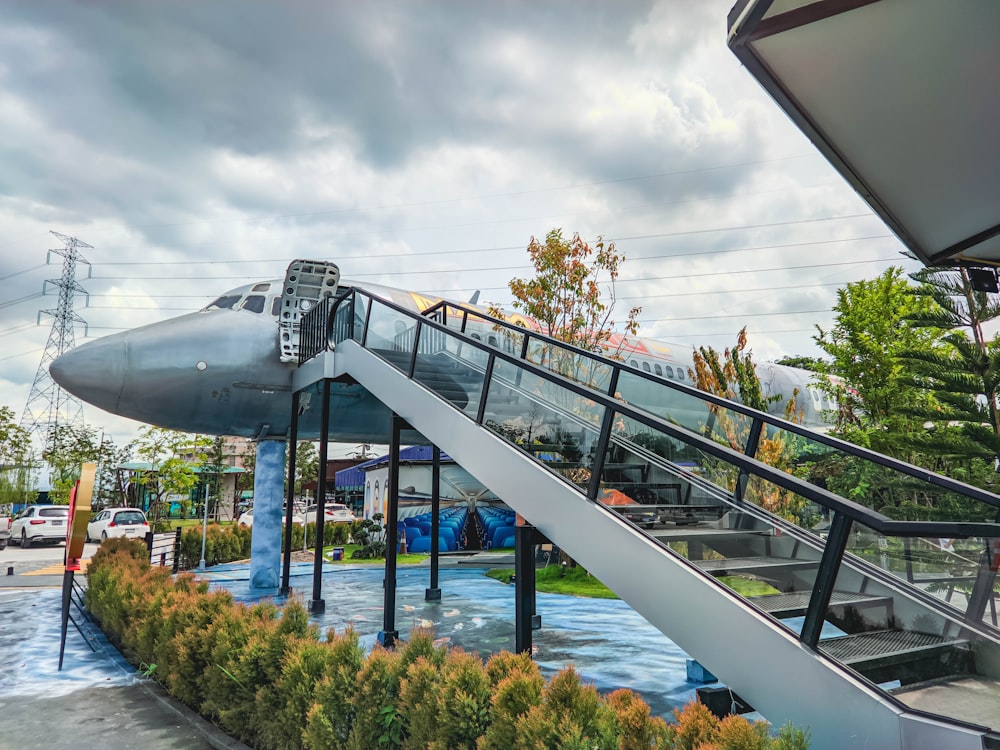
[0,558,247,750]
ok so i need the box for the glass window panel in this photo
[766,424,1000,524]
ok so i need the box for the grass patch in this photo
[486,564,619,599]
[718,576,781,597]
[322,544,426,565]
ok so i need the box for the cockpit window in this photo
[271,297,281,317]
[241,295,266,314]
[205,294,242,311]
[251,283,271,293]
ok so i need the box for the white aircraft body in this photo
[49,268,832,441]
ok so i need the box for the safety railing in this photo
[306,287,1000,722]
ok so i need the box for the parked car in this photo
[305,503,356,524]
[237,505,307,528]
[0,504,12,550]
[9,504,70,548]
[86,507,150,542]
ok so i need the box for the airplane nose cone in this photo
[50,335,127,414]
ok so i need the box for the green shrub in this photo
[514,666,617,750]
[85,546,809,750]
[345,647,404,750]
[397,657,442,749]
[480,653,544,750]
[302,628,366,748]
[435,649,492,749]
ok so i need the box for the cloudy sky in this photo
[0,0,919,448]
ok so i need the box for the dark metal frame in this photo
[303,288,1000,674]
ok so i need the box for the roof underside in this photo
[727,0,1000,267]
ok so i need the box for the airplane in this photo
[49,260,834,443]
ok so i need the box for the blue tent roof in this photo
[335,446,453,489]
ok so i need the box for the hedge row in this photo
[85,540,809,750]
[174,521,354,570]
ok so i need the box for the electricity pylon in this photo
[19,231,93,453]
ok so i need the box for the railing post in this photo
[801,511,851,648]
[408,320,422,378]
[476,353,496,425]
[360,295,373,347]
[173,527,181,573]
[587,368,621,502]
[734,418,764,505]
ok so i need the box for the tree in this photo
[688,328,807,521]
[490,229,640,385]
[43,424,132,506]
[133,427,207,526]
[900,266,1000,470]
[0,406,33,505]
[235,440,256,515]
[813,267,939,454]
[774,355,823,372]
[295,440,319,500]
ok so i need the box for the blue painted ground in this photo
[203,561,703,719]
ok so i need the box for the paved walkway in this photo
[0,555,711,749]
[0,563,246,750]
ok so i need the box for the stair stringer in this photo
[328,341,986,750]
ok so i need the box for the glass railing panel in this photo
[616,369,756,452]
[330,294,367,345]
[363,298,420,368]
[597,431,726,530]
[774,427,1000,524]
[481,361,602,492]
[825,532,1000,726]
[611,413,744,501]
[740,474,828,533]
[842,522,994,621]
[523,338,613,393]
[412,328,486,419]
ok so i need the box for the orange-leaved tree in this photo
[689,328,807,521]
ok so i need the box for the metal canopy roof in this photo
[727,0,1000,268]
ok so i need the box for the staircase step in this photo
[819,630,972,684]
[693,556,818,576]
[750,590,893,619]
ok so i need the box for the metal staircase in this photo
[294,287,1000,750]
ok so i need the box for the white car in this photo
[9,504,70,548]
[305,503,356,524]
[237,505,307,528]
[87,507,150,542]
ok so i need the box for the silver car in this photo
[9,504,70,548]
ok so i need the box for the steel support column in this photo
[309,380,331,613]
[514,523,538,654]
[426,444,442,601]
[378,413,403,647]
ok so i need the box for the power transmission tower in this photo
[20,231,93,452]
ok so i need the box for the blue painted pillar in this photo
[249,438,287,590]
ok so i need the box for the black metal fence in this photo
[146,528,181,573]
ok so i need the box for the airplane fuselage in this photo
[50,274,832,442]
